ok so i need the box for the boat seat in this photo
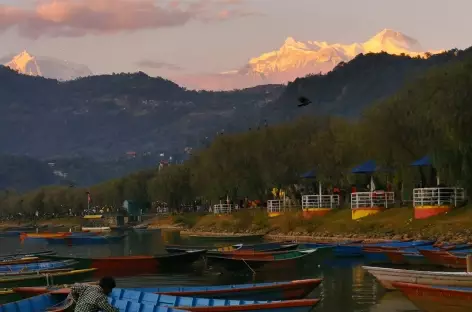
[121,290,144,302]
[140,292,161,305]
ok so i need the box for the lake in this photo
[0,230,419,312]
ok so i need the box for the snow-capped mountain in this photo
[174,29,442,90]
[1,50,92,81]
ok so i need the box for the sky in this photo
[1,0,472,77]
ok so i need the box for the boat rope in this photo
[241,259,256,279]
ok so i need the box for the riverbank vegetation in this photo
[175,207,472,242]
[1,49,472,220]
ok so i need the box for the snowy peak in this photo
[175,29,444,90]
[363,28,423,54]
[6,50,42,76]
[242,29,440,82]
[2,50,92,81]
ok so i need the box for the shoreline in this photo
[3,207,472,244]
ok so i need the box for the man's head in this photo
[99,276,116,295]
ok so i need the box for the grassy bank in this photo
[170,207,472,242]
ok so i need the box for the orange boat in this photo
[20,232,71,240]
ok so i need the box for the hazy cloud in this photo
[0,0,260,39]
[137,60,183,71]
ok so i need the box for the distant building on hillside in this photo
[158,160,169,172]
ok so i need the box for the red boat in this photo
[40,250,206,276]
[419,249,466,269]
[393,282,472,312]
[14,278,322,301]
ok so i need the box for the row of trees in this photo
[1,53,472,216]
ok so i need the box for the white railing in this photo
[213,204,233,214]
[302,195,340,209]
[267,200,285,213]
[351,191,395,209]
[413,187,465,207]
[156,207,168,214]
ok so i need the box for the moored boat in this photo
[0,293,188,312]
[236,242,298,252]
[299,242,364,258]
[0,259,78,273]
[45,234,126,245]
[393,282,472,312]
[165,244,242,253]
[14,278,322,301]
[206,248,326,272]
[106,288,319,312]
[39,250,206,276]
[0,250,55,261]
[0,268,97,289]
[363,265,472,290]
[187,233,265,242]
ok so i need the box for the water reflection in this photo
[0,232,418,312]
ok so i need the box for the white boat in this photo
[363,265,472,290]
[82,226,111,232]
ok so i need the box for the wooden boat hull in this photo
[0,293,187,312]
[299,242,363,257]
[0,250,55,261]
[166,244,242,253]
[81,226,111,232]
[237,242,298,252]
[16,278,322,301]
[363,265,472,290]
[40,250,206,276]
[0,259,77,273]
[393,282,472,312]
[107,288,320,312]
[187,234,264,242]
[208,244,300,258]
[0,268,97,288]
[207,249,326,272]
[45,234,126,245]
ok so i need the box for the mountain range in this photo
[0,50,92,81]
[173,29,442,90]
[2,29,440,90]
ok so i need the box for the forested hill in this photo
[3,48,472,216]
[267,49,469,121]
[0,47,469,161]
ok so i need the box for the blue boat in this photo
[0,260,76,273]
[362,240,436,263]
[0,293,189,312]
[45,234,126,245]
[299,241,364,257]
[125,278,322,300]
[18,279,322,301]
[108,288,319,312]
[236,242,299,252]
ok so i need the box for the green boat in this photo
[0,290,22,305]
[0,268,97,288]
[206,247,332,272]
[187,233,265,243]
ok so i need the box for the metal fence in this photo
[213,204,233,214]
[351,191,395,209]
[413,187,465,207]
[267,200,285,214]
[302,195,340,209]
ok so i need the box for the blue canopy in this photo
[300,169,316,179]
[351,160,391,174]
[411,156,432,167]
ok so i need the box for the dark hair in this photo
[99,276,116,289]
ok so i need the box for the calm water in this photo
[0,231,419,312]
